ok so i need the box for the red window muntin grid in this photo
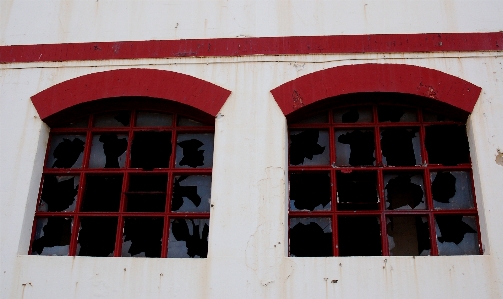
[288,99,482,257]
[29,107,213,258]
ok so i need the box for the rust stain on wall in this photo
[292,90,304,109]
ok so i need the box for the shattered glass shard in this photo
[289,130,329,165]
[39,176,79,212]
[89,134,128,168]
[175,134,214,168]
[172,175,211,212]
[385,174,425,210]
[336,129,375,166]
[168,219,209,258]
[31,218,72,256]
[177,139,205,167]
[49,136,86,168]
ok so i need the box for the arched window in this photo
[29,99,214,258]
[287,93,481,257]
[27,69,231,258]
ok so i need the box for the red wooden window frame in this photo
[288,100,482,257]
[29,108,213,258]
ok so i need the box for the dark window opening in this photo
[288,100,481,257]
[30,108,213,258]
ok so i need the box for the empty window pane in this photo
[381,128,421,166]
[289,172,331,211]
[338,216,381,256]
[336,171,379,210]
[425,125,470,165]
[387,216,430,256]
[81,175,122,212]
[77,217,118,257]
[131,131,172,169]
[289,218,332,257]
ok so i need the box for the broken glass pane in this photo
[178,117,204,127]
[289,130,329,166]
[38,175,79,212]
[338,216,381,256]
[136,112,172,127]
[89,134,128,168]
[30,217,72,256]
[334,106,373,123]
[121,218,163,258]
[335,129,375,166]
[289,217,332,257]
[130,131,172,170]
[435,215,479,255]
[431,171,474,209]
[293,112,328,124]
[47,135,86,168]
[168,218,209,258]
[384,173,425,210]
[81,175,122,212]
[378,106,417,122]
[126,174,168,212]
[289,172,331,211]
[336,171,379,210]
[77,217,118,257]
[175,134,214,168]
[387,216,430,256]
[94,111,131,127]
[381,128,421,166]
[172,175,212,212]
[425,125,470,165]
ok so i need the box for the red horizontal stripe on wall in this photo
[1,32,502,63]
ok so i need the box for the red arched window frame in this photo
[28,70,231,258]
[271,64,483,257]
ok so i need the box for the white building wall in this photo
[1,1,503,298]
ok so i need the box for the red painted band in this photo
[31,69,231,119]
[1,32,502,63]
[270,64,481,115]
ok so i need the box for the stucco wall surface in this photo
[1,53,503,298]
[1,0,503,46]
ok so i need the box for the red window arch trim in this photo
[271,64,482,117]
[31,68,232,121]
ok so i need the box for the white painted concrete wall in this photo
[1,0,503,45]
[1,1,503,298]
